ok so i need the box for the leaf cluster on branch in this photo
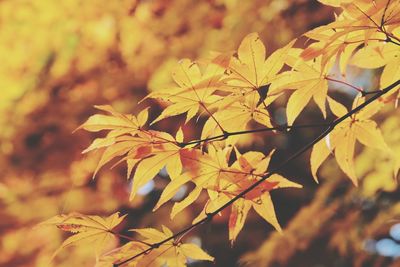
[41,0,400,266]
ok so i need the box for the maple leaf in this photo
[301,30,381,75]
[39,212,126,260]
[148,56,227,124]
[78,105,150,177]
[311,96,391,185]
[190,150,302,244]
[339,0,400,31]
[154,146,236,218]
[103,226,213,267]
[79,106,189,201]
[97,241,148,267]
[228,150,302,243]
[351,40,400,89]
[127,130,185,200]
[222,32,295,91]
[302,0,400,74]
[83,128,184,200]
[201,90,279,142]
[77,105,148,138]
[271,49,333,125]
[198,33,294,141]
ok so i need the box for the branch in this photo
[178,123,330,147]
[113,79,400,267]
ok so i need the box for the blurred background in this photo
[1,0,400,266]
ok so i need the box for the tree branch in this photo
[113,79,400,267]
[177,122,330,147]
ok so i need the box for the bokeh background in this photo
[1,0,400,266]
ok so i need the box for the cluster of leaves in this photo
[40,213,213,267]
[42,0,400,266]
[0,1,333,266]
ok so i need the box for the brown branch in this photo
[177,122,330,147]
[113,79,400,267]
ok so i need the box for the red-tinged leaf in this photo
[39,212,126,260]
[228,199,251,244]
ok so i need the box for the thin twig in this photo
[178,123,330,147]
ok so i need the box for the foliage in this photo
[1,0,400,267]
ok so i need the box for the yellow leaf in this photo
[39,212,126,260]
[227,33,294,90]
[334,130,358,185]
[137,107,149,127]
[82,136,116,154]
[228,199,251,244]
[171,186,202,219]
[310,139,332,183]
[252,192,282,232]
[93,137,142,178]
[154,174,191,211]
[130,228,167,243]
[268,174,303,189]
[179,243,214,262]
[176,127,184,143]
[131,150,182,200]
[149,58,225,124]
[381,58,400,88]
[353,120,390,151]
[327,96,347,118]
[275,53,330,124]
[77,105,140,133]
[124,226,214,267]
[286,78,327,124]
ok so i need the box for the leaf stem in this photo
[199,101,227,134]
[325,76,364,93]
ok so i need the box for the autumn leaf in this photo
[302,0,400,76]
[105,226,214,267]
[128,132,184,200]
[311,96,391,185]
[224,32,294,91]
[148,56,227,124]
[101,129,190,201]
[77,105,147,136]
[301,31,373,75]
[271,49,332,125]
[79,107,187,200]
[39,212,126,260]
[196,33,294,140]
[155,146,235,218]
[78,105,150,177]
[351,40,400,89]
[201,91,278,142]
[228,198,252,244]
[191,149,302,244]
